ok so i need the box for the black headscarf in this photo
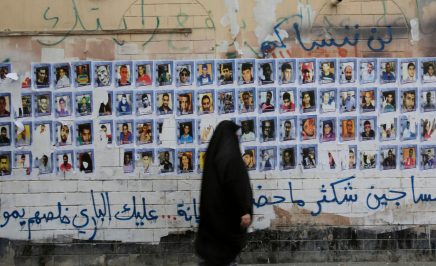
[195,120,253,265]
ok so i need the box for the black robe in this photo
[195,120,253,265]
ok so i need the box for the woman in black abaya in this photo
[195,120,253,266]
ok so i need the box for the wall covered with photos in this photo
[1,0,436,245]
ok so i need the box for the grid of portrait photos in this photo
[1,57,436,177]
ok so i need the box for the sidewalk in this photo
[240,263,435,266]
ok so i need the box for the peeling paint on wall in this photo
[253,0,282,45]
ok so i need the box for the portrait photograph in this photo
[137,149,154,174]
[258,88,275,113]
[176,90,194,116]
[155,61,173,86]
[400,59,418,84]
[115,61,133,87]
[300,88,316,113]
[16,94,32,118]
[359,117,377,141]
[0,63,11,82]
[0,151,11,176]
[0,93,11,118]
[76,150,94,174]
[339,60,356,84]
[72,61,91,87]
[257,60,275,86]
[320,118,337,142]
[55,122,73,147]
[280,146,297,170]
[98,121,113,145]
[55,150,74,173]
[177,119,195,145]
[421,59,436,83]
[380,59,397,84]
[242,147,257,171]
[238,117,256,143]
[33,121,51,148]
[258,147,276,172]
[156,90,174,115]
[76,121,93,146]
[217,89,235,114]
[277,59,295,85]
[359,59,377,84]
[401,88,417,113]
[36,153,53,175]
[339,88,357,113]
[259,117,276,143]
[319,89,336,113]
[32,63,51,89]
[53,63,71,89]
[136,120,153,145]
[135,91,153,116]
[134,61,153,87]
[339,117,356,142]
[175,61,194,87]
[14,151,32,175]
[197,90,214,115]
[346,145,357,170]
[420,145,436,170]
[123,149,135,174]
[176,149,195,174]
[318,59,336,84]
[115,91,133,116]
[399,115,417,141]
[75,92,93,117]
[116,120,134,145]
[298,60,315,84]
[300,115,317,141]
[359,88,376,113]
[0,122,11,147]
[196,61,214,86]
[93,61,113,87]
[54,93,72,118]
[279,88,296,113]
[380,89,397,113]
[34,92,52,117]
[216,60,234,86]
[158,148,175,173]
[238,88,255,113]
[279,117,296,141]
[400,145,417,170]
[380,146,397,171]
[421,89,436,112]
[301,145,317,170]
[237,60,255,85]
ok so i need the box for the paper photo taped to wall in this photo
[157,148,175,174]
[359,116,377,141]
[379,116,396,142]
[135,91,153,116]
[380,88,397,113]
[279,88,296,113]
[301,144,317,170]
[176,90,194,116]
[339,116,357,142]
[14,151,32,175]
[400,145,417,170]
[380,145,397,170]
[32,63,51,89]
[122,149,135,174]
[198,117,215,144]
[237,59,255,85]
[257,59,275,86]
[421,58,436,83]
[319,88,336,113]
[75,121,93,146]
[175,61,194,87]
[176,148,195,174]
[318,58,336,84]
[298,59,315,85]
[238,87,256,114]
[217,89,235,114]
[53,63,71,89]
[197,148,207,173]
[400,58,418,84]
[359,146,377,170]
[0,151,11,176]
[401,88,417,113]
[399,115,418,141]
[114,61,133,87]
[72,61,92,87]
[300,115,317,141]
[216,59,235,86]
[421,116,436,141]
[0,93,11,118]
[156,90,174,115]
[346,145,357,170]
[134,61,153,87]
[279,145,297,170]
[359,88,376,113]
[115,91,133,116]
[279,116,297,142]
[258,87,276,113]
[116,120,134,145]
[136,148,154,174]
[75,91,93,117]
[319,148,340,170]
[197,90,214,115]
[277,59,296,85]
[320,117,337,142]
[33,121,52,146]
[55,122,73,147]
[238,117,256,143]
[98,120,113,145]
[136,119,154,145]
[93,61,113,87]
[299,87,317,113]
[421,88,436,112]
[15,121,32,147]
[97,91,113,117]
[54,92,72,118]
[380,59,398,84]
[242,146,257,171]
[259,117,276,143]
[0,122,11,147]
[55,150,74,173]
[177,119,195,145]
[156,119,164,145]
[37,152,53,175]
[339,59,357,84]
[420,145,436,170]
[359,58,377,84]
[258,146,276,171]
[155,61,173,86]
[16,93,32,118]
[0,63,11,83]
[76,149,94,174]
[339,88,357,113]
[34,92,52,117]
[196,61,214,86]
